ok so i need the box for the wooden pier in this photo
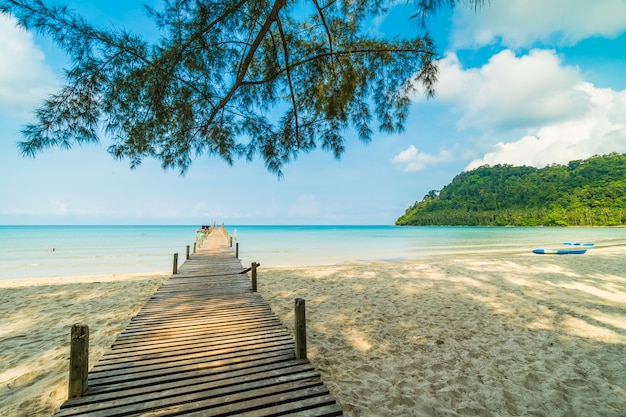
[55,228,343,416]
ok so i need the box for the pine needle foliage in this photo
[1,0,483,175]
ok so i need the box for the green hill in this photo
[396,153,626,227]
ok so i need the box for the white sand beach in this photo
[259,248,626,417]
[0,273,169,416]
[1,248,625,416]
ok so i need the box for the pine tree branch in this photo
[312,0,334,57]
[207,0,287,124]
[275,16,300,146]
[242,45,435,87]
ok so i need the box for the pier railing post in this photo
[68,324,89,399]
[251,262,258,292]
[229,236,232,247]
[173,253,178,274]
[193,242,197,253]
[236,242,239,259]
[186,245,190,260]
[295,299,307,359]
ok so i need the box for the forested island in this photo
[396,153,626,226]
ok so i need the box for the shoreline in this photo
[1,249,625,416]
[0,271,170,288]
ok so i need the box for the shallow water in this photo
[0,225,195,279]
[233,225,626,267]
[2,225,625,280]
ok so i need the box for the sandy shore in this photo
[259,248,626,417]
[0,273,168,416]
[1,248,625,416]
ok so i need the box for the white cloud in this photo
[4,199,71,217]
[0,14,58,119]
[466,83,626,170]
[432,49,589,132]
[452,0,626,49]
[392,145,451,172]
[190,202,213,218]
[288,194,321,218]
[411,47,626,171]
[49,200,70,215]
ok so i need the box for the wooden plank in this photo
[107,321,286,352]
[64,359,315,406]
[133,384,332,417]
[119,312,280,336]
[87,342,296,385]
[57,369,322,416]
[90,335,295,372]
[82,352,299,396]
[98,328,290,361]
[110,320,284,348]
[225,399,343,417]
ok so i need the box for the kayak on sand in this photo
[533,249,587,255]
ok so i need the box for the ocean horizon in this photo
[1,225,625,280]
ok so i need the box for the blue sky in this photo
[1,0,626,225]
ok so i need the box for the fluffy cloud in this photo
[4,199,70,217]
[288,194,321,218]
[466,83,626,170]
[412,48,626,170]
[451,0,626,49]
[433,49,589,132]
[0,14,58,119]
[392,145,451,172]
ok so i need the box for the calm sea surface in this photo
[1,225,625,280]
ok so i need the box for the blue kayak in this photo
[533,249,587,255]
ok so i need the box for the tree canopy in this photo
[396,153,626,227]
[1,0,483,175]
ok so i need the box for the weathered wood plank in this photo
[99,328,290,362]
[107,321,286,352]
[64,358,315,406]
[90,335,295,372]
[57,369,323,416]
[81,352,300,397]
[87,342,296,385]
[133,384,333,417]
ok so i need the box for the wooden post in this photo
[186,245,190,260]
[193,242,197,253]
[229,236,232,247]
[295,299,307,359]
[235,242,239,259]
[68,324,89,399]
[173,253,178,274]
[251,262,258,292]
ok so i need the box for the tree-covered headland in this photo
[396,153,626,227]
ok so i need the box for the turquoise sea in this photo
[1,225,625,280]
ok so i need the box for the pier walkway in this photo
[55,228,343,416]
